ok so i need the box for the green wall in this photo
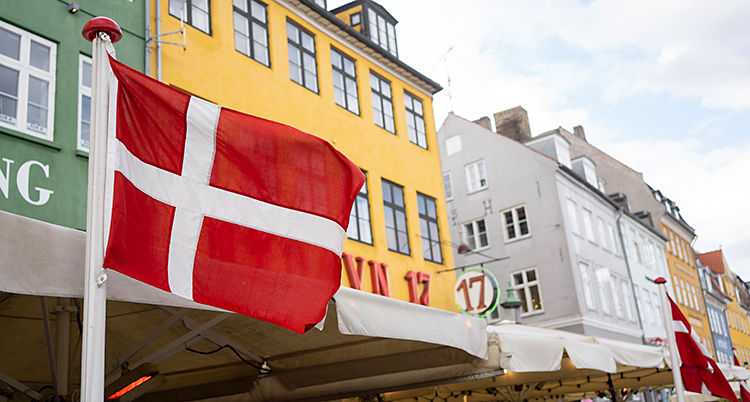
[0,0,145,230]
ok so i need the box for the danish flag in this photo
[668,295,738,402]
[734,348,750,402]
[102,56,365,333]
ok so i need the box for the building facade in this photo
[438,114,642,343]
[154,0,456,309]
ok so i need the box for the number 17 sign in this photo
[454,268,499,317]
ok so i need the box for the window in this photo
[610,275,623,318]
[673,275,683,304]
[445,135,462,155]
[502,205,530,242]
[595,267,611,314]
[641,288,654,324]
[366,8,397,57]
[465,160,487,193]
[463,218,488,251]
[651,290,662,326]
[77,55,92,151]
[382,179,409,255]
[442,173,453,201]
[567,199,580,234]
[512,268,543,314]
[417,193,442,264]
[350,12,361,27]
[691,285,699,312]
[312,0,326,8]
[633,284,644,322]
[331,48,359,114]
[370,72,394,132]
[0,21,56,140]
[681,278,691,309]
[404,92,427,148]
[233,0,269,66]
[621,280,635,320]
[347,172,372,244]
[579,262,596,310]
[597,218,608,249]
[287,20,318,93]
[583,209,595,242]
[170,0,211,34]
[608,225,619,254]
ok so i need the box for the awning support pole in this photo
[40,297,60,402]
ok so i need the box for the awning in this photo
[0,210,500,401]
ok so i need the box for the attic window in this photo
[367,8,397,57]
[313,0,326,9]
[350,12,361,27]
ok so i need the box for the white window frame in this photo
[583,208,596,243]
[510,267,544,315]
[567,199,580,235]
[579,262,596,310]
[463,218,489,252]
[595,267,611,314]
[609,274,623,318]
[0,21,56,141]
[77,55,92,152]
[597,217,608,250]
[501,204,530,242]
[608,224,619,255]
[465,160,487,194]
[442,172,453,201]
[621,280,635,321]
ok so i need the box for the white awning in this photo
[0,210,499,401]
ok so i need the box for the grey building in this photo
[438,113,643,343]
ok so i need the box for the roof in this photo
[292,0,442,95]
[697,249,726,275]
[330,0,398,24]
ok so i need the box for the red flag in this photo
[734,348,750,402]
[668,295,738,402]
[102,56,365,333]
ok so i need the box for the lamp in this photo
[500,283,524,323]
[457,243,471,254]
[105,363,163,401]
[68,2,79,13]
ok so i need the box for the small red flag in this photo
[102,56,365,333]
[669,295,738,402]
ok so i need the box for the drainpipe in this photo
[616,208,647,344]
[156,0,162,81]
[145,0,151,76]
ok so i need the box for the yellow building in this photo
[151,0,457,310]
[697,249,750,366]
[657,199,713,355]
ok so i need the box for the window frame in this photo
[417,192,443,264]
[404,91,427,149]
[442,172,453,201]
[232,0,270,67]
[347,171,372,245]
[287,19,319,93]
[463,218,489,252]
[382,179,410,255]
[567,199,580,235]
[501,204,530,242]
[582,208,596,243]
[77,54,92,152]
[330,47,359,115]
[0,21,57,141]
[169,0,212,35]
[369,71,394,133]
[365,7,398,57]
[511,267,544,315]
[465,160,487,194]
[579,261,596,310]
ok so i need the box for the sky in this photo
[329,0,750,279]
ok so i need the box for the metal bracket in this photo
[96,267,108,286]
[147,14,186,50]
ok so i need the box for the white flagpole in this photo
[656,277,686,402]
[80,18,122,402]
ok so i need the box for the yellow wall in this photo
[333,5,363,33]
[662,223,713,356]
[153,0,457,311]
[723,276,750,365]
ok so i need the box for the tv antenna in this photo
[432,46,454,113]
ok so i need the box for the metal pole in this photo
[656,277,685,402]
[55,298,72,398]
[81,20,117,402]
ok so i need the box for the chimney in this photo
[493,106,531,142]
[473,116,493,131]
[573,125,586,142]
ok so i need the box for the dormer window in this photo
[366,8,397,57]
[350,12,361,27]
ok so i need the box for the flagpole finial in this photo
[654,277,666,284]
[82,17,123,43]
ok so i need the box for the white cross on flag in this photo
[668,294,738,402]
[102,56,365,333]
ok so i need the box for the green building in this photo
[1,0,145,230]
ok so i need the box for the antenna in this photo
[432,47,454,113]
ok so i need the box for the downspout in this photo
[145,0,151,76]
[156,0,162,81]
[616,207,647,344]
